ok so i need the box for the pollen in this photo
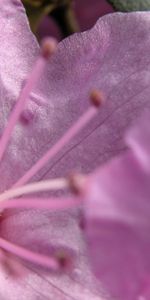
[41,37,58,59]
[90,89,105,107]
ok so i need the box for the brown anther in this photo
[56,250,73,271]
[79,213,86,230]
[41,37,58,59]
[90,89,105,107]
[68,172,85,195]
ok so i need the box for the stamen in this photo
[90,89,105,107]
[0,237,59,271]
[68,173,86,194]
[14,90,104,187]
[0,197,82,211]
[0,178,68,202]
[0,38,57,162]
[41,38,58,59]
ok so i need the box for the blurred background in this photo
[22,0,150,41]
[22,0,114,40]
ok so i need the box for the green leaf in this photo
[107,0,150,11]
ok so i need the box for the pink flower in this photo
[0,1,150,299]
[83,112,150,300]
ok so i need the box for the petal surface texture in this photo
[1,8,150,186]
[84,113,150,299]
[1,1,150,300]
[85,151,150,299]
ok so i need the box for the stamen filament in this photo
[0,237,59,270]
[0,178,68,202]
[14,105,99,188]
[0,197,81,211]
[0,39,57,162]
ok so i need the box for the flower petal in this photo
[0,0,38,98]
[126,111,150,172]
[0,208,103,300]
[1,4,150,300]
[84,151,150,299]
[0,2,102,299]
[1,11,150,187]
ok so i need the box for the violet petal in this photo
[84,150,150,299]
[1,2,150,300]
[126,111,150,172]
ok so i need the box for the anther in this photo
[41,38,58,59]
[79,217,86,230]
[21,109,34,124]
[90,89,105,107]
[55,250,73,272]
[68,172,86,195]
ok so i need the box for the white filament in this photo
[0,178,68,202]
